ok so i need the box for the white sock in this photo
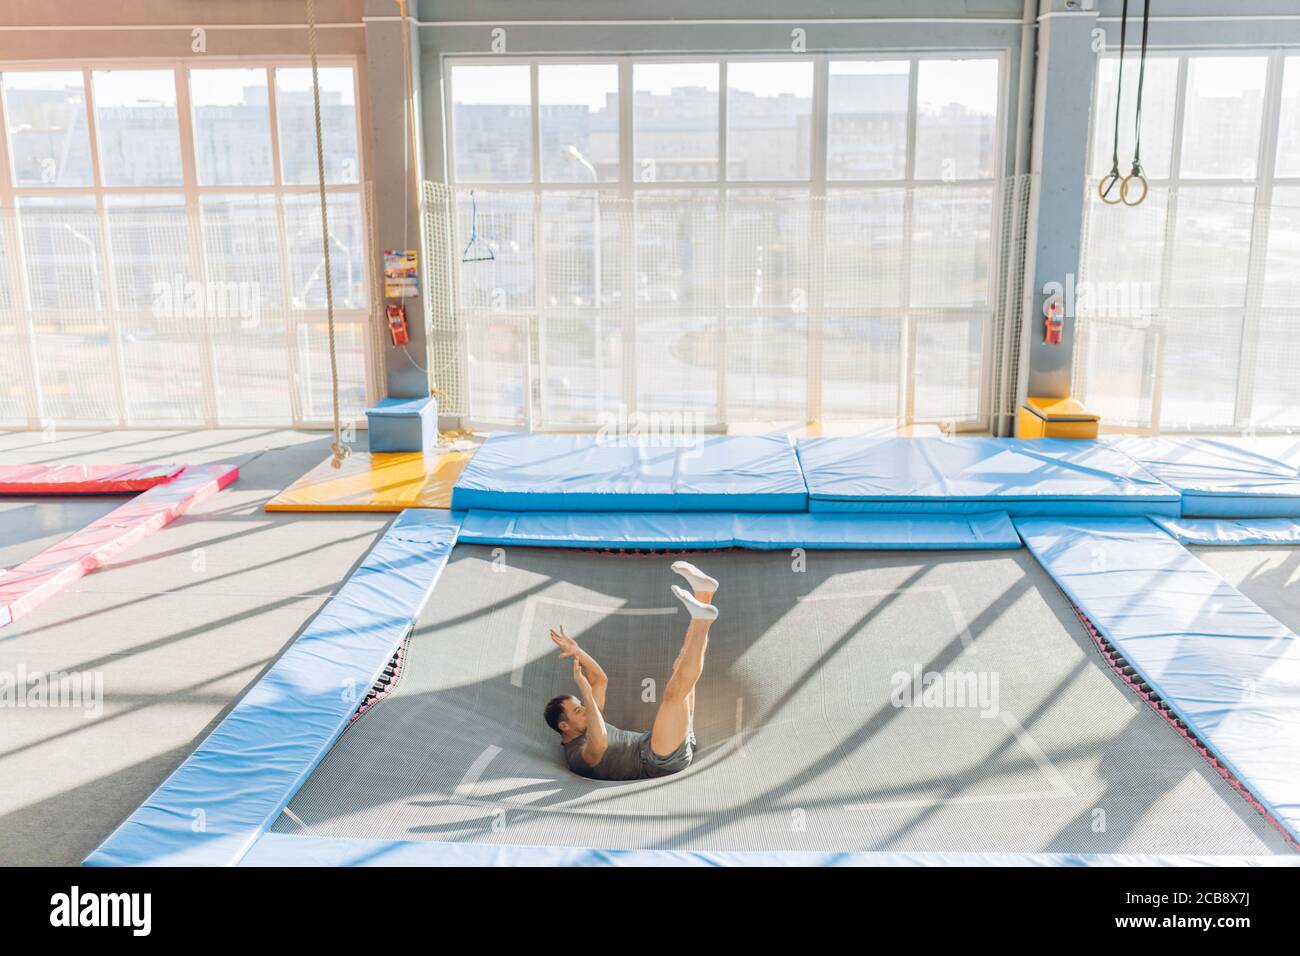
[672,585,718,621]
[670,560,718,595]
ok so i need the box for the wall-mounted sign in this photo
[384,249,419,298]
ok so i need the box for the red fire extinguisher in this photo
[1044,299,1064,346]
[387,302,409,346]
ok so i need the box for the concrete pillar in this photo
[364,0,431,400]
[1021,0,1099,401]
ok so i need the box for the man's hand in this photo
[550,625,579,659]
[552,625,607,710]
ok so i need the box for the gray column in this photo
[365,1,431,399]
[1021,0,1098,401]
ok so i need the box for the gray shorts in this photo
[639,715,696,778]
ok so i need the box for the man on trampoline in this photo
[543,561,718,781]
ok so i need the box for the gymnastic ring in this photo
[1120,173,1148,207]
[1098,170,1124,205]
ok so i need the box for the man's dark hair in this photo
[544,695,574,734]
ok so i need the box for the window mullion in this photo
[529,62,541,429]
[267,65,304,425]
[807,54,828,425]
[1150,55,1191,432]
[716,62,729,427]
[618,58,636,416]
[1235,53,1286,430]
[0,72,46,428]
[174,61,220,426]
[901,59,920,426]
[82,66,131,426]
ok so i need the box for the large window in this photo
[444,55,1008,430]
[1077,52,1300,432]
[0,60,369,428]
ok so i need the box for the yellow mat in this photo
[264,451,471,512]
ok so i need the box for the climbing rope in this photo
[306,0,350,468]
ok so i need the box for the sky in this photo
[0,66,355,109]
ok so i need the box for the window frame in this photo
[0,55,371,429]
[1078,48,1292,433]
[443,51,1010,431]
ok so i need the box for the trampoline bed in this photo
[270,545,1290,857]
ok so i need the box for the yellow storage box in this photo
[1017,396,1100,439]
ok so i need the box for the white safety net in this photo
[1074,179,1300,433]
[0,195,375,429]
[423,177,1032,431]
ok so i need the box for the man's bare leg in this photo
[651,564,718,757]
[671,560,717,718]
[672,594,714,715]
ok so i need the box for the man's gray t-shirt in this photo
[563,723,649,780]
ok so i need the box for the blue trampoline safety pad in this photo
[85,510,462,867]
[451,433,807,513]
[1017,517,1300,843]
[1150,515,1300,546]
[237,833,1299,867]
[457,509,1021,550]
[1111,437,1300,518]
[798,437,1179,516]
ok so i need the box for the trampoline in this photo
[87,435,1300,866]
[270,545,1289,856]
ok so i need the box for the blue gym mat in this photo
[1110,437,1300,518]
[1149,515,1300,546]
[798,437,1180,516]
[85,510,463,866]
[1017,516,1300,844]
[451,433,807,513]
[458,509,1021,550]
[237,833,1299,867]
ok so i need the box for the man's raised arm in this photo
[573,659,608,766]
